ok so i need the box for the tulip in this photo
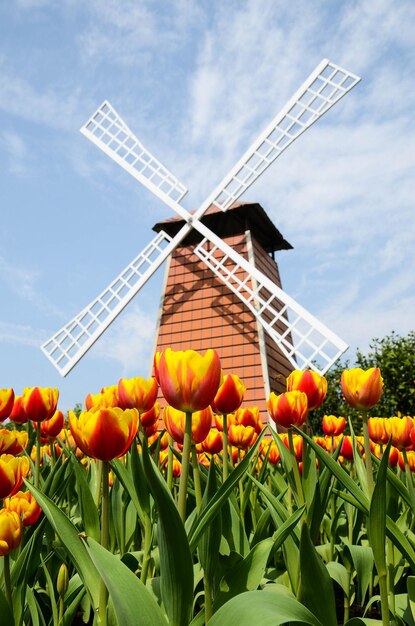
[373,444,399,467]
[148,430,169,450]
[234,406,263,434]
[4,490,42,526]
[8,396,28,424]
[314,436,328,451]
[228,423,256,450]
[202,428,223,455]
[0,430,28,456]
[68,407,139,461]
[260,439,280,465]
[287,370,327,410]
[163,405,212,445]
[140,402,160,428]
[211,374,245,415]
[399,450,415,472]
[158,348,221,413]
[267,391,308,430]
[85,385,119,410]
[153,351,162,383]
[384,415,413,450]
[367,417,389,445]
[0,454,30,499]
[21,387,59,422]
[0,389,14,422]
[280,433,303,461]
[35,409,65,439]
[0,509,23,556]
[322,415,346,437]
[118,376,158,413]
[341,367,383,410]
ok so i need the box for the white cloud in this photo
[93,303,157,374]
[0,130,29,176]
[0,321,45,347]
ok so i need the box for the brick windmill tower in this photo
[41,59,360,405]
[152,201,293,418]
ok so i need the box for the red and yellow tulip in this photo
[287,370,327,410]
[8,396,28,424]
[4,490,42,526]
[0,430,28,456]
[0,389,14,421]
[163,405,212,445]
[68,407,139,461]
[267,391,308,430]
[368,417,389,445]
[211,374,245,415]
[35,409,65,439]
[322,415,346,437]
[0,455,30,499]
[341,367,383,410]
[118,376,158,413]
[21,387,59,422]
[0,509,23,556]
[201,428,223,454]
[85,385,119,410]
[384,415,413,450]
[158,348,221,413]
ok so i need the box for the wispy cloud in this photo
[0,130,29,176]
[93,303,157,374]
[0,321,46,347]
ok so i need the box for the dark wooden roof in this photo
[152,201,293,253]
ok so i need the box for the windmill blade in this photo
[196,59,360,215]
[81,101,188,208]
[41,228,194,376]
[193,229,347,375]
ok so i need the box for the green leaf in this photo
[141,439,193,626]
[409,576,415,621]
[198,458,222,580]
[345,619,383,625]
[213,537,274,610]
[0,587,14,626]
[368,439,391,578]
[24,480,100,609]
[129,442,151,516]
[84,537,167,625]
[326,561,352,598]
[208,590,323,625]
[345,544,374,606]
[298,522,337,626]
[111,457,146,526]
[71,455,100,542]
[188,431,263,553]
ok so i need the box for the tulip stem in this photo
[362,413,374,497]
[167,435,173,493]
[222,413,229,483]
[98,461,109,626]
[35,424,41,489]
[192,445,203,511]
[178,411,193,522]
[3,554,12,610]
[288,429,304,506]
[141,512,153,584]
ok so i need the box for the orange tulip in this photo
[368,417,389,445]
[287,370,327,410]
[267,391,308,430]
[21,387,59,422]
[322,415,346,437]
[334,435,354,461]
[153,351,162,384]
[0,389,14,421]
[280,433,303,461]
[315,436,328,451]
[85,385,119,410]
[148,430,169,450]
[211,374,245,415]
[228,424,256,450]
[35,409,65,439]
[0,455,30,499]
[163,405,212,445]
[0,430,28,456]
[399,450,415,472]
[0,509,23,556]
[30,444,62,464]
[158,348,221,413]
[159,450,181,477]
[373,444,399,467]
[202,428,223,454]
[260,439,280,465]
[234,406,263,434]
[341,367,383,410]
[4,490,42,526]
[68,407,139,461]
[140,402,160,428]
[118,376,158,413]
[384,415,413,450]
[8,396,28,424]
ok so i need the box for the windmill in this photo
[41,59,360,391]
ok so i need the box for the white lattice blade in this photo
[81,100,188,206]
[41,229,188,376]
[195,59,360,215]
[193,231,347,374]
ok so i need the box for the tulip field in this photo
[1,348,415,625]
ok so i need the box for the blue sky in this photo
[1,0,414,412]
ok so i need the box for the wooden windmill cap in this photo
[152,201,293,253]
